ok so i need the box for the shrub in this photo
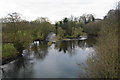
[2,44,18,58]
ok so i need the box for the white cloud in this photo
[0,0,118,23]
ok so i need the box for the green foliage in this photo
[57,27,65,39]
[2,44,18,58]
[83,21,102,36]
[2,14,55,55]
[2,13,33,54]
[55,17,86,38]
[72,27,86,37]
[31,21,54,40]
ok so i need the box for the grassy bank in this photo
[2,44,19,60]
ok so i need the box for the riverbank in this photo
[2,37,87,65]
[2,39,95,78]
[2,35,93,65]
[2,43,22,65]
[60,36,88,41]
[2,54,22,65]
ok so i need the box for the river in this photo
[1,39,95,78]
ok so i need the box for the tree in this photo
[57,27,65,39]
[4,12,32,53]
[72,27,85,37]
[32,18,53,40]
[80,14,95,24]
[34,17,50,23]
[5,12,23,41]
[63,17,69,23]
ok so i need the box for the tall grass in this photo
[87,4,119,78]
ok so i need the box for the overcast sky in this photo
[0,0,118,23]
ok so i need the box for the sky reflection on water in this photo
[2,40,95,78]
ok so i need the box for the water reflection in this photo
[55,40,89,56]
[2,56,34,78]
[31,41,48,60]
[2,38,95,78]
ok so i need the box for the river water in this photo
[1,39,95,78]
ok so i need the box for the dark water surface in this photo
[1,39,95,78]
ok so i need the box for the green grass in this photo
[2,44,19,59]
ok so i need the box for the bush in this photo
[84,21,102,36]
[87,9,119,78]
[2,44,18,58]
